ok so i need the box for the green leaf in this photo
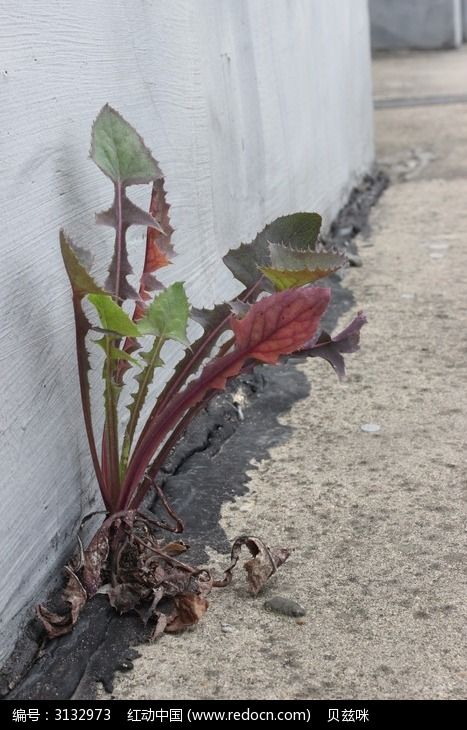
[137,282,189,345]
[88,294,140,337]
[264,213,322,249]
[94,338,142,367]
[60,231,104,299]
[260,246,346,291]
[90,104,162,185]
[223,212,323,290]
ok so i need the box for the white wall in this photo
[0,0,373,664]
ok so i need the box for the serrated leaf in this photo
[88,294,140,337]
[60,231,104,299]
[59,231,108,505]
[133,302,232,463]
[259,267,326,290]
[120,281,189,472]
[96,195,165,232]
[134,179,175,320]
[260,247,346,290]
[90,104,162,185]
[105,244,139,301]
[120,336,166,475]
[94,338,142,367]
[190,303,232,331]
[268,243,346,272]
[231,287,330,365]
[293,311,367,379]
[223,212,323,291]
[137,283,189,345]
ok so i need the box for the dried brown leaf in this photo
[162,541,189,556]
[107,583,143,614]
[165,593,209,633]
[81,522,111,596]
[136,587,165,626]
[36,569,87,639]
[218,536,290,595]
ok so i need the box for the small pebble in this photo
[221,624,234,634]
[347,253,363,267]
[427,242,449,250]
[360,423,381,433]
[400,293,415,300]
[264,596,306,618]
[295,617,307,625]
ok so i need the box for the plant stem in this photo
[113,181,124,302]
[103,335,121,509]
[120,335,165,478]
[73,301,109,508]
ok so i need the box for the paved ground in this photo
[100,49,467,700]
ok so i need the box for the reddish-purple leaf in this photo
[294,311,367,379]
[60,232,109,506]
[134,179,174,320]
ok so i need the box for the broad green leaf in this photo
[88,294,140,337]
[223,212,323,290]
[260,267,330,290]
[90,104,162,185]
[268,243,344,271]
[265,213,322,249]
[137,282,189,344]
[260,246,346,291]
[60,231,103,299]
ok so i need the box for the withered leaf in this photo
[36,569,87,639]
[220,536,290,595]
[107,583,143,614]
[165,593,209,633]
[81,522,111,596]
[162,541,189,556]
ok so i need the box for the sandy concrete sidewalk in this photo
[100,50,467,700]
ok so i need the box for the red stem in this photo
[73,300,110,509]
[118,348,248,510]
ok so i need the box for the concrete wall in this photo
[0,0,373,665]
[370,0,463,49]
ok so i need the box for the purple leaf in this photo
[296,311,367,379]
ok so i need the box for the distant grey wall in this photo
[463,0,467,39]
[0,0,373,667]
[370,0,463,49]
